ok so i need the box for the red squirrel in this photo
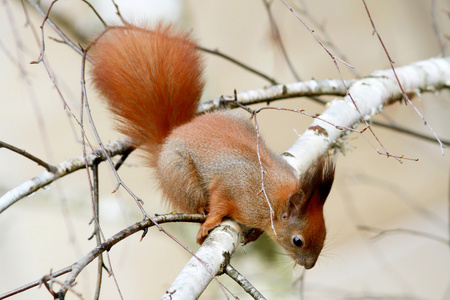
[90,23,335,269]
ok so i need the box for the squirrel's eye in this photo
[293,236,304,248]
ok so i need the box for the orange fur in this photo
[90,24,335,269]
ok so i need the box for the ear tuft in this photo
[299,154,336,206]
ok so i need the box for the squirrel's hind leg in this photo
[157,144,208,214]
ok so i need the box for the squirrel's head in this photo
[270,155,335,269]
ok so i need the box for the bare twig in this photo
[292,268,306,300]
[40,273,84,300]
[80,0,107,27]
[279,0,354,69]
[431,0,447,57]
[263,0,301,81]
[199,46,279,85]
[292,0,361,77]
[57,213,207,297]
[224,264,266,300]
[80,40,153,221]
[110,0,128,25]
[5,0,61,174]
[114,146,136,171]
[253,113,277,236]
[90,162,105,300]
[358,225,449,245]
[24,0,83,56]
[372,120,450,147]
[23,0,95,151]
[0,267,72,299]
[361,0,445,155]
[0,138,133,213]
[0,140,57,173]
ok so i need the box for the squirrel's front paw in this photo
[196,225,210,245]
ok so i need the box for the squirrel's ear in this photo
[281,192,305,220]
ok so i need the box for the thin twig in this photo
[358,225,449,245]
[0,267,72,299]
[361,0,445,155]
[372,120,450,147]
[0,140,57,173]
[25,0,84,56]
[252,113,277,236]
[6,0,62,173]
[24,0,95,151]
[199,46,279,85]
[90,161,104,300]
[292,268,306,300]
[114,146,136,171]
[56,214,207,297]
[224,264,266,300]
[431,0,447,57]
[279,0,354,69]
[292,0,361,77]
[448,168,450,248]
[40,275,57,298]
[79,36,124,299]
[111,0,128,25]
[80,0,107,27]
[40,272,84,299]
[80,40,153,221]
[263,0,301,81]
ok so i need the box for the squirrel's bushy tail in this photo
[90,24,204,162]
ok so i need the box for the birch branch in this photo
[54,214,206,298]
[161,220,241,300]
[198,79,352,112]
[283,56,450,175]
[0,137,133,213]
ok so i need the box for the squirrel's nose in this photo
[298,256,317,269]
[304,261,315,269]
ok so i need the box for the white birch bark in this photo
[0,138,132,213]
[160,220,241,300]
[284,57,450,175]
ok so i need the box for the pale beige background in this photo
[1,0,449,299]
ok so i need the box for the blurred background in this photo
[0,0,449,299]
